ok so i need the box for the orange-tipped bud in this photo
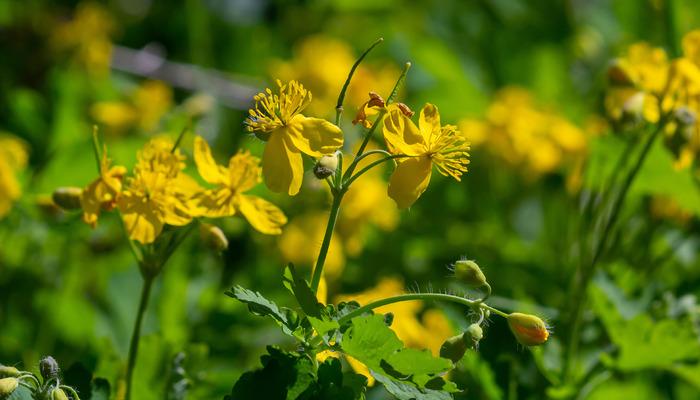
[507,312,549,346]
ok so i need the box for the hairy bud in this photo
[507,313,549,346]
[52,388,69,400]
[0,378,18,396]
[52,187,83,210]
[439,333,468,363]
[465,323,484,344]
[0,365,20,378]
[452,259,487,288]
[40,356,60,381]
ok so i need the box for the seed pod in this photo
[200,224,228,252]
[0,377,18,396]
[0,365,20,377]
[52,187,83,210]
[507,313,549,346]
[313,155,338,179]
[52,388,69,400]
[452,259,487,288]
[40,356,60,381]
[439,333,467,363]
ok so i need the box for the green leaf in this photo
[6,385,33,400]
[283,264,321,318]
[591,284,700,370]
[308,316,340,340]
[372,372,454,400]
[340,315,458,397]
[226,346,316,400]
[225,285,300,338]
[313,358,368,400]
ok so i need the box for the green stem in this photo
[564,121,664,381]
[337,293,508,326]
[171,121,191,153]
[310,193,344,293]
[91,125,102,174]
[343,154,411,189]
[335,38,384,125]
[124,275,154,400]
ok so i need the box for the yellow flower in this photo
[193,136,287,235]
[383,103,470,208]
[118,138,200,244]
[246,80,343,195]
[507,312,550,346]
[91,80,173,133]
[81,147,127,227]
[0,134,28,219]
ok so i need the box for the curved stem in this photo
[343,154,412,190]
[310,193,344,293]
[335,38,384,125]
[124,275,154,400]
[337,293,508,326]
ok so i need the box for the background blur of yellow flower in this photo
[91,80,173,133]
[51,2,115,75]
[270,35,399,117]
[0,135,29,219]
[460,87,588,177]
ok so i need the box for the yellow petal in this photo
[194,136,228,185]
[285,115,343,157]
[195,188,236,218]
[118,194,163,244]
[383,107,426,156]
[262,132,304,195]
[388,156,432,209]
[419,103,441,142]
[228,151,261,193]
[237,194,287,235]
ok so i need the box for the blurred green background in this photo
[2,0,700,399]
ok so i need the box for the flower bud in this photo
[465,323,483,343]
[52,187,83,210]
[507,313,549,346]
[607,59,635,86]
[439,333,467,363]
[313,155,338,179]
[39,356,60,381]
[0,378,18,396]
[621,91,645,121]
[52,388,69,400]
[0,365,20,377]
[452,259,487,288]
[200,223,228,252]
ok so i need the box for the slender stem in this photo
[337,293,508,326]
[310,193,343,293]
[124,275,154,400]
[171,121,191,153]
[343,154,412,190]
[345,62,412,178]
[564,121,664,381]
[335,38,384,125]
[91,125,102,174]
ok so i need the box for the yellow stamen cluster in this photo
[427,124,471,181]
[246,80,312,132]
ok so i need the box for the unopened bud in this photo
[52,388,69,400]
[0,378,18,396]
[313,155,338,179]
[200,223,228,252]
[395,103,415,117]
[52,187,83,210]
[439,333,467,363]
[39,356,60,381]
[507,313,549,346]
[0,365,20,377]
[465,323,483,343]
[452,259,487,288]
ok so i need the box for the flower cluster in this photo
[91,80,174,133]
[0,134,28,219]
[605,30,700,170]
[56,134,286,245]
[460,87,588,177]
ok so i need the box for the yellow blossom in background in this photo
[0,135,29,219]
[460,87,588,178]
[246,80,343,195]
[649,196,693,226]
[278,213,345,281]
[118,137,201,244]
[333,278,454,383]
[271,35,399,116]
[51,2,115,75]
[91,80,173,133]
[193,136,287,235]
[383,103,470,208]
[80,146,127,227]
